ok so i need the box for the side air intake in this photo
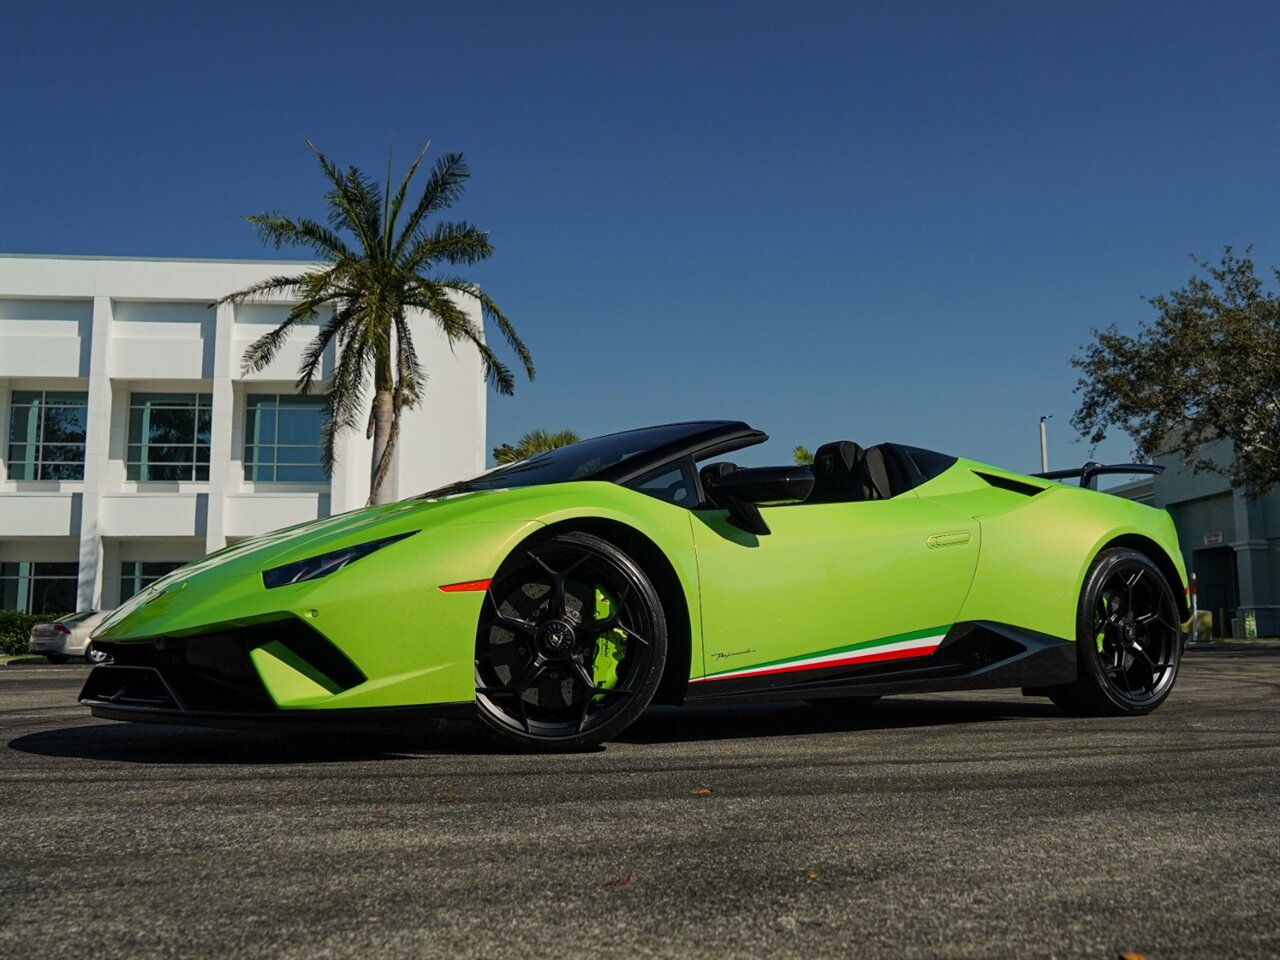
[972,471,1047,497]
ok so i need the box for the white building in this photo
[0,255,487,614]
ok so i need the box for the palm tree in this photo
[492,428,581,465]
[215,141,534,504]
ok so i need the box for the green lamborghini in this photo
[82,421,1189,750]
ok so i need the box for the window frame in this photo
[0,561,80,614]
[125,392,213,482]
[242,393,327,484]
[5,389,90,481]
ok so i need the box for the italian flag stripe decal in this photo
[690,626,948,684]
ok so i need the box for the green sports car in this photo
[82,420,1189,750]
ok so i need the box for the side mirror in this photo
[704,466,815,536]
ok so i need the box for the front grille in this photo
[83,617,365,714]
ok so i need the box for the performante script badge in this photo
[712,649,756,661]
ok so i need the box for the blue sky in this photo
[1,0,1276,472]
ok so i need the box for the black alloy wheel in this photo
[474,531,668,751]
[1051,548,1181,716]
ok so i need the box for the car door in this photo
[689,493,980,684]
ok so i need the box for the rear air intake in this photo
[972,471,1047,497]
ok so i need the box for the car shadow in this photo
[9,696,1065,764]
[5,721,502,765]
[620,696,1066,745]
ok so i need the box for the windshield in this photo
[421,422,734,498]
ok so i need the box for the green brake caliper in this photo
[591,586,627,702]
[1097,594,1110,652]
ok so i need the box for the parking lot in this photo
[2,646,1277,960]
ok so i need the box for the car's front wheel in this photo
[1050,548,1181,716]
[474,531,668,751]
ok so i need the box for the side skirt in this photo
[684,621,1076,705]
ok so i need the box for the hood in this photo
[97,488,508,635]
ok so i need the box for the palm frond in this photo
[393,152,469,259]
[243,214,354,262]
[433,277,535,381]
[241,299,324,374]
[404,281,514,394]
[211,274,309,307]
[393,312,427,407]
[296,304,355,392]
[402,221,494,273]
[385,142,431,252]
[343,164,384,258]
[306,140,380,258]
[319,332,372,472]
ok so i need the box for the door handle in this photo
[926,531,972,549]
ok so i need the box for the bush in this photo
[0,610,70,656]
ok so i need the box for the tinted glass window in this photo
[626,461,698,507]
[6,390,89,480]
[243,395,326,482]
[423,422,728,497]
[0,561,78,614]
[126,393,213,481]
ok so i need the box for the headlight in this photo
[262,532,417,589]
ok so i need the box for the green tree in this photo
[793,444,814,466]
[1071,246,1279,495]
[216,142,534,504]
[493,428,581,465]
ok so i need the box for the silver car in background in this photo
[28,611,113,664]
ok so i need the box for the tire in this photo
[45,654,68,664]
[474,531,667,751]
[1049,548,1181,716]
[84,643,110,665]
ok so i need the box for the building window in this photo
[119,561,185,601]
[126,393,212,481]
[6,390,89,480]
[244,394,327,482]
[0,562,78,614]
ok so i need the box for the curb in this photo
[1185,640,1280,651]
[0,655,57,667]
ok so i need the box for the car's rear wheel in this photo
[84,643,109,665]
[474,531,667,751]
[1050,548,1181,716]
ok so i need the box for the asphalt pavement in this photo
[2,647,1277,960]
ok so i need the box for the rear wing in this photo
[1032,462,1164,491]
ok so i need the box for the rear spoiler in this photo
[1032,462,1164,491]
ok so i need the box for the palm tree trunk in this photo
[368,387,396,505]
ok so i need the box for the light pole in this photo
[1039,415,1052,472]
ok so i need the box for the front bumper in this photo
[80,614,478,730]
[81,663,472,731]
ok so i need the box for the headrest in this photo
[812,441,862,479]
[806,441,867,504]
